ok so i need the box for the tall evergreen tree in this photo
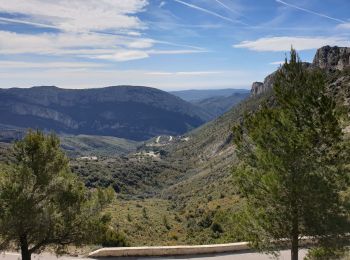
[232,49,350,260]
[0,130,114,260]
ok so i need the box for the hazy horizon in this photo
[0,85,251,92]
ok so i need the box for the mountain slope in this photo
[153,45,350,244]
[192,92,249,119]
[170,89,249,102]
[0,85,211,141]
[165,46,350,193]
[60,134,140,157]
[0,124,140,157]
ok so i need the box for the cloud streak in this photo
[234,36,350,52]
[276,0,346,23]
[145,71,224,76]
[0,31,206,62]
[0,61,105,69]
[173,0,245,25]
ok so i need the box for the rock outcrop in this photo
[313,45,350,71]
[250,82,264,96]
[250,71,277,97]
[251,46,350,96]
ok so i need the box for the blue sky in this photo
[0,0,349,90]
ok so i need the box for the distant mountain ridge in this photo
[171,88,250,120]
[170,88,249,101]
[192,92,249,119]
[0,85,212,141]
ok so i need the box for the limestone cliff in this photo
[250,46,350,96]
[313,45,350,71]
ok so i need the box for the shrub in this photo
[163,215,171,230]
[174,214,182,223]
[198,214,212,228]
[142,207,148,219]
[211,222,223,233]
[305,247,349,260]
[101,229,129,247]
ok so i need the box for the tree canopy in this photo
[0,130,114,260]
[232,49,350,260]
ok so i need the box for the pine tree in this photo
[0,130,114,260]
[232,49,350,260]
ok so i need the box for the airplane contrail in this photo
[173,0,247,25]
[276,0,346,23]
[0,17,58,29]
[214,0,240,15]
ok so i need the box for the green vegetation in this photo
[0,130,114,260]
[0,127,141,158]
[60,134,140,157]
[232,50,350,260]
[101,230,129,247]
[70,154,186,198]
[105,199,186,246]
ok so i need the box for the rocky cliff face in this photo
[250,71,277,96]
[250,82,264,96]
[251,46,350,96]
[313,45,350,71]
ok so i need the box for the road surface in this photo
[0,250,307,259]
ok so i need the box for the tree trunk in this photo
[20,235,31,260]
[291,212,299,260]
[291,232,299,260]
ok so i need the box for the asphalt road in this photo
[0,250,307,260]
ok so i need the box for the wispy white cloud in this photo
[0,30,205,61]
[0,1,157,62]
[234,36,350,52]
[145,71,224,76]
[337,23,350,30]
[0,0,148,33]
[173,0,244,24]
[0,2,207,62]
[159,1,166,8]
[94,51,150,62]
[0,30,149,54]
[148,49,206,55]
[0,61,105,69]
[276,0,346,23]
[269,61,284,65]
[94,49,207,62]
[148,21,223,30]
